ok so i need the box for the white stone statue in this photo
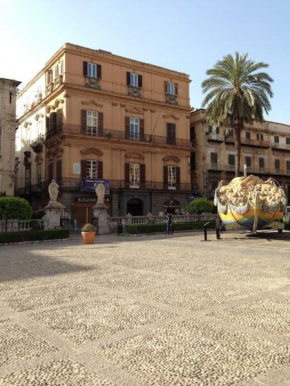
[48,179,59,203]
[96,183,105,204]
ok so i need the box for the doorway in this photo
[163,198,180,214]
[127,198,143,216]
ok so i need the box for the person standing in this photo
[167,213,173,235]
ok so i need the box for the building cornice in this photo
[62,83,191,113]
[63,43,191,81]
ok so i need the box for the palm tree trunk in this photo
[235,126,241,176]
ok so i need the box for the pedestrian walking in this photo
[166,213,173,235]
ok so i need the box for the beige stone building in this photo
[190,109,290,204]
[16,43,193,226]
[0,78,21,196]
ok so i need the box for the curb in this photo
[0,238,71,246]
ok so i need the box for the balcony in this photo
[242,138,270,148]
[225,135,235,143]
[227,164,235,172]
[39,178,192,192]
[207,133,225,142]
[272,143,290,151]
[30,134,45,153]
[224,135,270,148]
[85,76,101,90]
[208,163,224,171]
[54,75,63,89]
[45,124,193,148]
[165,93,178,105]
[46,83,54,94]
[128,86,142,98]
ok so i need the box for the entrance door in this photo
[74,204,94,228]
[127,198,143,216]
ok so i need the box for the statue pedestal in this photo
[93,203,109,234]
[44,201,65,230]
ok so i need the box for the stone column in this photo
[44,202,65,229]
[93,203,110,234]
[93,183,109,234]
[44,179,65,229]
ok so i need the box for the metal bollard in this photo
[203,222,210,241]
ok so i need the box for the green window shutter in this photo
[286,137,290,145]
[274,135,279,143]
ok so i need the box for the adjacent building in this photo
[190,109,290,204]
[16,43,194,226]
[0,78,21,196]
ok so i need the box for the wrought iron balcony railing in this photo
[272,143,290,151]
[55,178,192,191]
[225,135,270,148]
[45,124,192,148]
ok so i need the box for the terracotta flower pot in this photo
[81,231,96,244]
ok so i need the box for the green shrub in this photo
[125,221,215,234]
[187,198,213,215]
[0,197,32,220]
[147,218,156,225]
[81,223,96,232]
[0,229,70,244]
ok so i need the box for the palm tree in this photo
[201,52,273,176]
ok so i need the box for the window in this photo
[37,164,42,187]
[246,131,251,140]
[259,157,265,168]
[37,119,43,136]
[48,163,53,181]
[167,123,176,145]
[87,63,97,78]
[286,137,290,145]
[83,61,101,79]
[25,167,31,190]
[166,82,178,95]
[228,154,235,165]
[190,152,196,171]
[86,160,98,178]
[87,110,98,135]
[47,71,52,84]
[129,164,140,188]
[275,159,280,170]
[274,135,279,144]
[245,156,252,167]
[228,129,234,137]
[216,127,220,135]
[211,152,218,164]
[257,133,264,141]
[55,62,63,78]
[56,159,62,181]
[130,73,138,87]
[130,117,140,140]
[286,160,290,171]
[168,166,176,190]
[127,72,142,87]
[208,125,213,134]
[212,181,218,190]
[190,126,196,142]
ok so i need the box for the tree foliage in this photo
[201,52,273,176]
[0,197,32,220]
[187,198,213,215]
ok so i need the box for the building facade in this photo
[0,78,21,196]
[16,43,193,226]
[190,109,290,204]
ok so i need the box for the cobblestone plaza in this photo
[0,232,290,385]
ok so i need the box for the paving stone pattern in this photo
[0,232,290,385]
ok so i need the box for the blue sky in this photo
[1,0,290,123]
